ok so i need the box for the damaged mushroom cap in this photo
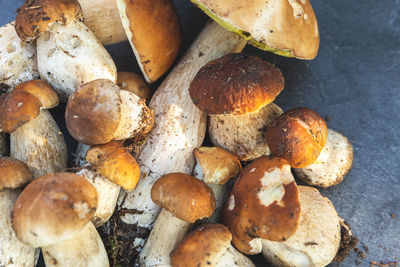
[223,156,300,254]
[116,0,181,83]
[266,107,327,168]
[0,157,33,191]
[86,141,140,191]
[261,186,340,267]
[171,224,232,267]
[15,0,83,42]
[190,0,319,59]
[193,146,241,184]
[151,173,216,223]
[14,79,59,108]
[189,54,284,115]
[117,72,152,100]
[12,172,97,248]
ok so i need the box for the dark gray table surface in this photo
[1,1,399,266]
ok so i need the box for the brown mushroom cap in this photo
[65,79,122,145]
[14,80,59,109]
[189,54,284,115]
[117,72,152,100]
[0,157,33,191]
[223,156,300,254]
[171,224,232,267]
[151,173,216,223]
[266,107,327,168]
[0,90,41,133]
[15,0,83,42]
[86,141,140,191]
[116,0,181,83]
[193,146,241,184]
[13,172,97,248]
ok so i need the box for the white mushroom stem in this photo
[37,21,117,101]
[118,21,244,246]
[77,169,121,227]
[218,245,256,267]
[0,189,36,267]
[10,109,67,177]
[209,103,283,161]
[261,240,312,267]
[0,131,8,157]
[42,222,109,267]
[138,209,191,266]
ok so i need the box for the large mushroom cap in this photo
[223,156,301,254]
[13,172,97,247]
[14,80,59,109]
[190,0,319,59]
[15,0,83,42]
[266,107,327,168]
[151,172,216,223]
[189,54,284,115]
[171,224,232,267]
[0,157,33,191]
[86,141,140,191]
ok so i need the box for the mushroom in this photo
[12,172,108,267]
[0,157,35,266]
[193,146,242,222]
[171,224,255,267]
[138,173,216,266]
[65,79,154,145]
[15,0,117,101]
[0,80,67,177]
[222,156,301,254]
[77,141,140,227]
[117,72,152,100]
[189,53,284,161]
[261,186,341,267]
[266,107,354,187]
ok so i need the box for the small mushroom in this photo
[12,172,108,267]
[261,186,341,267]
[189,54,284,161]
[65,79,154,145]
[193,146,242,222]
[266,107,353,187]
[138,173,216,266]
[0,80,67,177]
[117,72,152,100]
[15,0,117,101]
[171,224,255,267]
[0,157,35,266]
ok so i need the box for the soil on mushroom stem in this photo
[333,219,359,263]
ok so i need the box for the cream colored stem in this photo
[218,245,255,267]
[118,20,244,247]
[138,209,191,267]
[207,183,228,223]
[10,109,67,177]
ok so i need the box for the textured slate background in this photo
[1,0,399,266]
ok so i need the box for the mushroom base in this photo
[218,245,255,267]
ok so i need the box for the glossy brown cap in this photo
[13,172,97,247]
[116,0,181,83]
[65,79,122,145]
[15,0,83,42]
[0,157,33,191]
[189,54,284,115]
[266,107,327,168]
[117,72,152,100]
[86,141,140,191]
[151,173,216,223]
[223,156,300,254]
[0,90,41,133]
[171,224,232,267]
[193,147,241,184]
[14,80,59,109]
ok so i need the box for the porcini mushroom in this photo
[261,186,341,267]
[222,156,301,254]
[138,173,216,266]
[190,53,284,161]
[0,80,67,177]
[266,107,353,187]
[65,79,154,145]
[12,172,108,267]
[117,72,152,100]
[0,157,35,266]
[15,0,117,101]
[171,224,255,267]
